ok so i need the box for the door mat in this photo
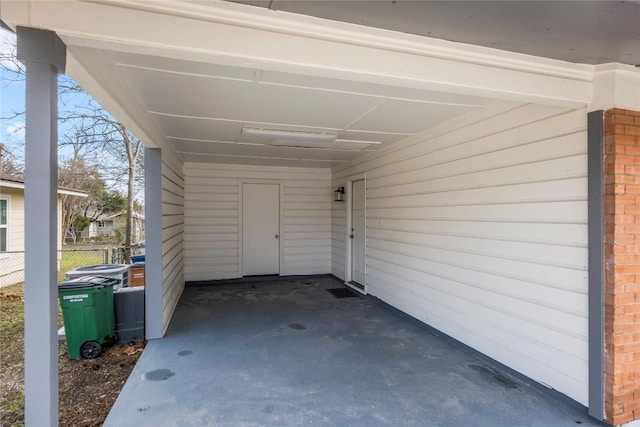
[327,288,359,299]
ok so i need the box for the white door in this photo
[242,183,280,276]
[351,179,366,286]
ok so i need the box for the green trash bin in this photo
[58,276,120,359]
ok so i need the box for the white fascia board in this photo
[1,180,88,197]
[0,181,25,191]
[590,64,640,112]
[57,188,88,197]
[2,0,593,107]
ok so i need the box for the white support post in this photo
[16,26,66,427]
[144,147,163,339]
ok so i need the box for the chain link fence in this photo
[110,246,145,264]
[0,245,143,288]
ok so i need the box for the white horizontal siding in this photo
[161,152,184,332]
[184,163,331,281]
[0,188,25,252]
[332,102,589,405]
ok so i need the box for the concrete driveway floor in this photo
[105,276,602,427]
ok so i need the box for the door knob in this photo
[349,234,354,239]
[275,234,279,239]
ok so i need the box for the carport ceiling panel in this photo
[69,47,496,155]
[171,139,360,161]
[332,129,413,145]
[160,115,411,147]
[120,65,382,129]
[67,46,494,165]
[269,139,380,151]
[179,153,343,167]
[116,52,494,108]
[158,116,248,144]
[114,52,258,82]
[349,100,477,134]
[258,69,496,106]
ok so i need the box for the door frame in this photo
[238,180,285,277]
[344,173,367,294]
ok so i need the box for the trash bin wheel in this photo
[81,341,102,359]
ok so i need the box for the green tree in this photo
[58,155,103,243]
[101,190,127,215]
[58,155,127,243]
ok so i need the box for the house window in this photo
[97,221,106,228]
[0,198,8,252]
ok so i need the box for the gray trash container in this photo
[114,286,145,344]
[65,264,130,289]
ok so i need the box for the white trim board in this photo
[3,0,594,107]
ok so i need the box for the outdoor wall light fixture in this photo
[242,127,337,143]
[334,186,345,202]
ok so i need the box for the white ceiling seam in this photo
[343,99,389,131]
[116,62,256,83]
[268,140,380,152]
[149,110,343,131]
[167,137,239,145]
[254,79,494,107]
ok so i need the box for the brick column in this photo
[604,108,640,425]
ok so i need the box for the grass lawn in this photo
[0,284,68,427]
[1,250,101,424]
[1,247,139,426]
[58,249,106,281]
[0,284,28,426]
[0,282,144,426]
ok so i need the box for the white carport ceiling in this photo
[1,0,602,167]
[69,47,492,166]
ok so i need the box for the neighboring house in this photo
[80,211,145,243]
[4,2,640,425]
[0,174,88,287]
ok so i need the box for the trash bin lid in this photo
[130,254,145,263]
[114,286,144,294]
[58,275,121,290]
[67,264,130,274]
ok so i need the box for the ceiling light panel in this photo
[242,127,337,142]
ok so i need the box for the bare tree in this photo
[0,143,24,177]
[60,110,143,261]
[2,30,144,261]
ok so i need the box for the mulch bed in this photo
[58,341,145,427]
